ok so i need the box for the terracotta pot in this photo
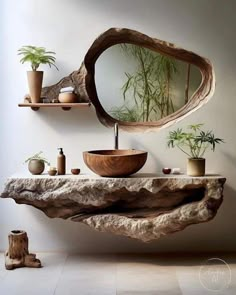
[27,71,43,103]
[187,158,205,176]
[58,92,77,103]
[28,159,45,175]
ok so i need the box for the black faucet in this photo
[114,123,119,149]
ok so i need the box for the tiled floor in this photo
[0,253,235,294]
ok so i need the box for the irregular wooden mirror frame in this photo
[42,28,215,132]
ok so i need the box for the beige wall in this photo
[0,0,236,253]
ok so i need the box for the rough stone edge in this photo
[76,179,225,242]
[0,177,226,242]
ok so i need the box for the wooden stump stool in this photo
[5,230,41,270]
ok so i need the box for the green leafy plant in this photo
[18,46,58,71]
[110,105,141,122]
[24,151,50,165]
[167,124,224,158]
[110,44,178,122]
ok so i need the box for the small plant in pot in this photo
[25,151,50,175]
[167,124,224,176]
[18,46,58,103]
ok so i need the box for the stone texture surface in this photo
[0,175,226,242]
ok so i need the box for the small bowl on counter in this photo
[162,168,171,175]
[71,168,80,175]
[172,168,181,175]
[48,167,57,176]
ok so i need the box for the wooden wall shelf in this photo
[18,103,91,111]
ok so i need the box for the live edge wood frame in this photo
[41,28,215,132]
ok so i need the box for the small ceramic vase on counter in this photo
[28,159,45,175]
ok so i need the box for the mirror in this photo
[95,44,202,122]
[84,28,215,132]
[41,28,215,132]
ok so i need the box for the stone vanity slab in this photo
[0,173,226,242]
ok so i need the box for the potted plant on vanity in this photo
[167,124,224,176]
[18,45,58,103]
[25,151,50,175]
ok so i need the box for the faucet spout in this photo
[114,123,119,149]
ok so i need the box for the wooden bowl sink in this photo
[83,149,148,177]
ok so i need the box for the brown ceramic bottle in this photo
[57,148,66,175]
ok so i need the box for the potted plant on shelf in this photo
[167,124,224,176]
[25,151,50,175]
[18,46,58,103]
